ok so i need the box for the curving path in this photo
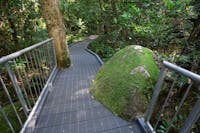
[33,39,142,133]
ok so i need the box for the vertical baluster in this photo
[37,46,48,83]
[24,54,39,99]
[42,45,50,78]
[47,42,53,71]
[32,50,44,91]
[179,96,200,133]
[50,42,55,68]
[52,39,57,67]
[43,43,49,71]
[166,82,193,132]
[0,106,15,133]
[27,52,41,95]
[0,75,23,126]
[13,59,32,110]
[6,62,28,117]
[154,75,178,130]
[45,43,50,70]
[34,49,45,87]
[145,66,167,122]
[43,45,50,77]
[19,56,35,104]
[48,41,55,68]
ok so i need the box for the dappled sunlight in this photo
[74,88,89,96]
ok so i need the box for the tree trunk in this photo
[188,15,200,41]
[7,17,19,48]
[39,0,71,69]
[2,0,20,51]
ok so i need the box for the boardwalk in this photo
[33,40,142,133]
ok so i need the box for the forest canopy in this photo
[1,0,199,72]
[0,0,47,56]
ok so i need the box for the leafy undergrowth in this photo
[88,36,117,62]
[91,45,159,120]
[67,33,87,44]
[0,102,26,133]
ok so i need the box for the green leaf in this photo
[131,4,141,15]
[163,0,174,9]
[113,18,118,24]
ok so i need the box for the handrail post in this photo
[145,66,167,122]
[0,75,23,126]
[6,62,29,117]
[138,61,200,132]
[179,90,200,133]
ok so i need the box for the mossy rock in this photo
[91,45,159,120]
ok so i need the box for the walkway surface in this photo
[33,39,142,133]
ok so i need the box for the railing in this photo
[138,61,200,133]
[0,38,57,133]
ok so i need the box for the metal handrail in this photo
[0,38,57,133]
[139,61,200,133]
[163,61,200,82]
[0,38,53,64]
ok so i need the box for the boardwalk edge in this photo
[85,48,104,66]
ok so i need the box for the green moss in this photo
[91,45,159,120]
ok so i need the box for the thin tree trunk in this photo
[98,0,104,34]
[39,0,71,69]
[3,0,19,50]
[188,15,200,41]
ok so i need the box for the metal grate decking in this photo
[32,40,142,133]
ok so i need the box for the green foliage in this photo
[0,0,199,132]
[0,102,26,133]
[163,0,174,10]
[67,33,86,44]
[157,120,172,133]
[61,0,199,71]
[88,36,116,61]
[0,0,48,57]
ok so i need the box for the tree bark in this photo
[39,0,71,69]
[7,17,19,48]
[188,15,200,41]
[2,0,20,51]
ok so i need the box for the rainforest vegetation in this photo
[1,0,199,72]
[0,0,199,132]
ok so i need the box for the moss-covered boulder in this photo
[91,45,159,120]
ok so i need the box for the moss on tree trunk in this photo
[39,0,71,69]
